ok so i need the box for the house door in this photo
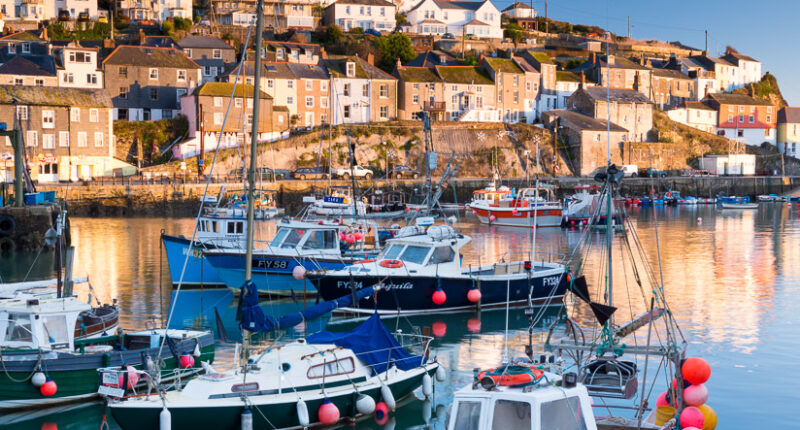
[463,95,470,109]
[38,163,58,183]
[305,112,314,127]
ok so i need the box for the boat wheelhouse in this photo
[470,186,563,228]
[306,185,368,217]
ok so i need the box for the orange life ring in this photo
[477,365,545,387]
[379,259,403,268]
[354,258,376,264]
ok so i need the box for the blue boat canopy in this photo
[307,312,425,375]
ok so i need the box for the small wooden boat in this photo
[720,202,759,209]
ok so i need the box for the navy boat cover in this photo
[306,312,425,375]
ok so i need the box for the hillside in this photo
[732,72,787,108]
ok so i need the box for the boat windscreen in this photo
[382,244,403,260]
[270,228,290,247]
[303,229,337,250]
[399,246,430,265]
[281,229,305,248]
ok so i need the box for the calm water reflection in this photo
[2,204,799,428]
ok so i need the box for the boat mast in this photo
[604,30,613,329]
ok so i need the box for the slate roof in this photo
[465,19,490,26]
[433,0,487,11]
[330,0,394,6]
[0,85,111,108]
[177,35,234,50]
[195,82,270,98]
[117,36,177,48]
[407,50,459,67]
[103,46,199,69]
[483,57,523,74]
[0,31,42,41]
[722,51,759,65]
[706,93,772,106]
[286,62,329,80]
[434,66,493,85]
[778,107,800,124]
[265,41,322,55]
[690,55,735,70]
[502,2,533,11]
[681,101,716,111]
[581,87,651,104]
[0,55,57,77]
[263,61,297,79]
[548,109,628,132]
[651,68,691,80]
[324,56,395,80]
[396,66,442,82]
[598,55,649,71]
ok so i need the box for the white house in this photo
[118,0,192,21]
[2,0,98,20]
[701,154,755,176]
[324,0,396,32]
[56,43,103,89]
[326,57,371,125]
[721,51,762,90]
[666,101,718,134]
[406,0,502,39]
[777,107,800,157]
[501,2,535,19]
[554,71,583,110]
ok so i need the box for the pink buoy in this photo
[432,289,447,305]
[354,232,363,240]
[345,234,356,244]
[467,288,481,303]
[339,232,346,241]
[179,355,195,368]
[118,366,140,389]
[471,210,477,215]
[374,402,389,425]
[489,215,496,222]
[41,423,58,430]
[512,208,519,215]
[466,318,481,333]
[682,357,711,385]
[656,391,669,407]
[680,406,705,429]
[318,398,340,425]
[684,383,709,406]
[432,321,447,337]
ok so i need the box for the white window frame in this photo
[177,70,187,82]
[214,112,223,125]
[94,132,104,147]
[305,96,314,108]
[59,131,70,147]
[26,130,37,147]
[89,109,99,122]
[214,97,223,107]
[77,132,87,148]
[42,134,55,149]
[212,49,222,59]
[16,105,28,120]
[42,110,55,129]
[149,68,158,80]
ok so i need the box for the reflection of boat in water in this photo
[719,202,759,209]
[0,401,105,429]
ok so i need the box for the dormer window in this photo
[7,44,14,55]
[439,55,446,64]
[22,43,30,54]
[346,62,355,77]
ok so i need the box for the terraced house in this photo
[703,93,776,146]
[325,56,396,125]
[324,0,397,32]
[436,65,496,121]
[777,107,800,157]
[393,61,445,121]
[480,56,539,123]
[0,85,134,182]
[103,46,202,121]
[177,36,236,84]
[288,63,331,127]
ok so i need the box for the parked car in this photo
[78,12,90,21]
[388,165,419,179]
[228,168,244,179]
[292,167,328,180]
[259,167,290,181]
[364,29,381,36]
[442,33,455,39]
[639,168,668,178]
[620,165,638,177]
[331,165,373,180]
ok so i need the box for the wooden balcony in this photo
[423,101,446,112]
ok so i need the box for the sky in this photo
[492,0,798,105]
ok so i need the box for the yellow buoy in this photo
[697,404,718,430]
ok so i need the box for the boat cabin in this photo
[0,297,89,351]
[448,373,597,430]
[264,219,379,256]
[470,186,511,206]
[195,210,248,245]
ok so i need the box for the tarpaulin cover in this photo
[276,286,373,329]
[306,312,425,375]
[238,281,272,332]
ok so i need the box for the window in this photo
[412,95,419,105]
[343,105,351,118]
[234,98,243,108]
[86,73,97,85]
[595,133,601,142]
[306,80,313,91]
[63,72,74,84]
[399,245,430,264]
[5,313,32,342]
[305,96,314,108]
[212,49,221,59]
[380,6,385,15]
[22,43,30,54]
[59,131,69,147]
[184,48,192,58]
[267,79,274,89]
[380,105,388,119]
[490,400,531,429]
[321,81,328,92]
[26,130,37,147]
[307,357,355,378]
[35,79,44,87]
[321,97,328,108]
[362,84,368,97]
[177,70,186,82]
[541,397,587,430]
[246,98,253,108]
[287,96,294,105]
[453,402,481,430]
[302,230,337,250]
[346,62,356,77]
[14,78,22,85]
[738,129,744,138]
[767,115,772,123]
[214,112,223,125]
[452,95,457,105]
[245,114,253,126]
[343,84,350,96]
[149,88,158,101]
[379,84,388,98]
[94,132,104,147]
[90,109,99,122]
[42,134,55,149]
[176,88,187,103]
[119,66,127,78]
[214,97,223,107]
[41,110,55,129]
[149,68,158,80]
[738,115,744,123]
[768,106,773,113]
[276,48,284,60]
[321,114,328,124]
[749,115,755,123]
[204,66,214,76]
[413,83,419,90]
[77,132,87,147]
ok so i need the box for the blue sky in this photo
[494,0,797,105]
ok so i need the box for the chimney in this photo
[41,26,48,41]
[640,53,645,66]
[367,52,374,66]
[633,71,640,91]
[591,52,596,64]
[103,38,116,49]
[138,29,146,45]
[320,47,327,59]
[580,70,585,89]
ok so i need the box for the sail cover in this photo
[306,313,425,375]
[276,286,374,329]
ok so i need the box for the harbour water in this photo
[1,204,798,429]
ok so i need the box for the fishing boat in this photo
[757,194,779,202]
[204,218,385,295]
[307,219,567,315]
[719,202,759,209]
[0,295,214,411]
[562,185,624,228]
[716,195,750,204]
[677,196,698,205]
[362,189,408,218]
[306,186,368,217]
[696,197,716,204]
[470,186,563,228]
[465,184,511,209]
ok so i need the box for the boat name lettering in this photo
[543,276,560,288]
[254,259,289,269]
[337,281,363,289]
[183,247,203,258]
[383,282,414,291]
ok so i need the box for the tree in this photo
[326,24,344,44]
[395,12,407,26]
[504,22,523,46]
[374,32,415,72]
[350,27,364,34]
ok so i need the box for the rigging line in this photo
[158,23,255,360]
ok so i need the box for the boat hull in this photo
[162,234,226,288]
[205,252,357,295]
[110,365,437,430]
[0,333,215,411]
[472,207,563,227]
[311,269,566,315]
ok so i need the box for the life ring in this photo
[0,215,15,236]
[0,237,15,253]
[477,365,544,387]
[354,258,376,264]
[665,191,674,199]
[379,259,403,268]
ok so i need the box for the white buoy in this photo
[421,399,432,424]
[435,365,446,382]
[355,393,375,415]
[292,266,307,280]
[31,372,46,387]
[193,343,201,357]
[422,373,433,398]
[296,399,310,427]
[381,385,396,411]
[241,408,253,430]
[160,406,171,430]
